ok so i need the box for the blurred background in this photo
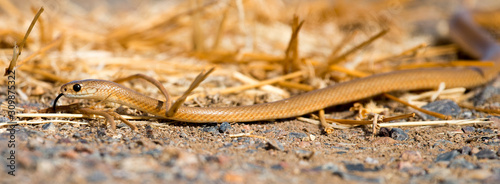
[1,0,500,106]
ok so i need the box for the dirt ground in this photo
[1,0,500,183]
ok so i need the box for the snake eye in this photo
[73,84,82,92]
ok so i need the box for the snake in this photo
[54,10,500,123]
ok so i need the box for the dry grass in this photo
[0,0,499,128]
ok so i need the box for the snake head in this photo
[60,79,100,99]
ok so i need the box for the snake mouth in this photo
[52,93,65,112]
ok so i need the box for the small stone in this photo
[219,122,231,133]
[72,132,82,138]
[42,122,56,131]
[461,126,475,133]
[401,150,423,163]
[471,147,480,154]
[475,149,498,159]
[435,150,459,162]
[421,100,460,120]
[309,134,316,141]
[312,163,340,172]
[179,132,188,139]
[201,126,218,135]
[288,132,307,139]
[271,164,284,170]
[333,171,384,183]
[294,149,314,160]
[448,158,475,169]
[365,157,379,165]
[390,128,408,141]
[462,111,473,119]
[265,139,284,151]
[378,127,391,137]
[344,163,379,172]
[57,138,72,144]
[474,86,500,106]
[459,146,471,155]
[60,150,79,159]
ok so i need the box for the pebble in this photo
[420,100,460,120]
[459,146,472,155]
[333,171,384,183]
[435,150,459,162]
[378,127,391,137]
[288,132,307,139]
[475,149,498,159]
[60,150,79,159]
[365,157,379,165]
[201,126,218,135]
[42,122,57,131]
[72,132,82,139]
[461,126,475,133]
[474,86,500,105]
[294,149,314,160]
[461,110,473,119]
[271,164,284,170]
[390,128,408,141]
[400,150,423,163]
[265,139,284,151]
[312,163,340,172]
[448,158,476,169]
[219,122,231,133]
[179,132,188,139]
[344,162,380,172]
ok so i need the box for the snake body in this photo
[58,11,500,123]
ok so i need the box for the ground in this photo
[1,0,500,183]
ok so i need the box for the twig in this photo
[0,120,88,127]
[4,7,44,76]
[459,104,500,115]
[16,113,163,120]
[328,29,389,65]
[229,131,267,139]
[212,71,305,95]
[329,65,370,78]
[378,118,491,127]
[283,15,305,73]
[384,93,452,120]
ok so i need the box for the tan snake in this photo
[54,10,500,123]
